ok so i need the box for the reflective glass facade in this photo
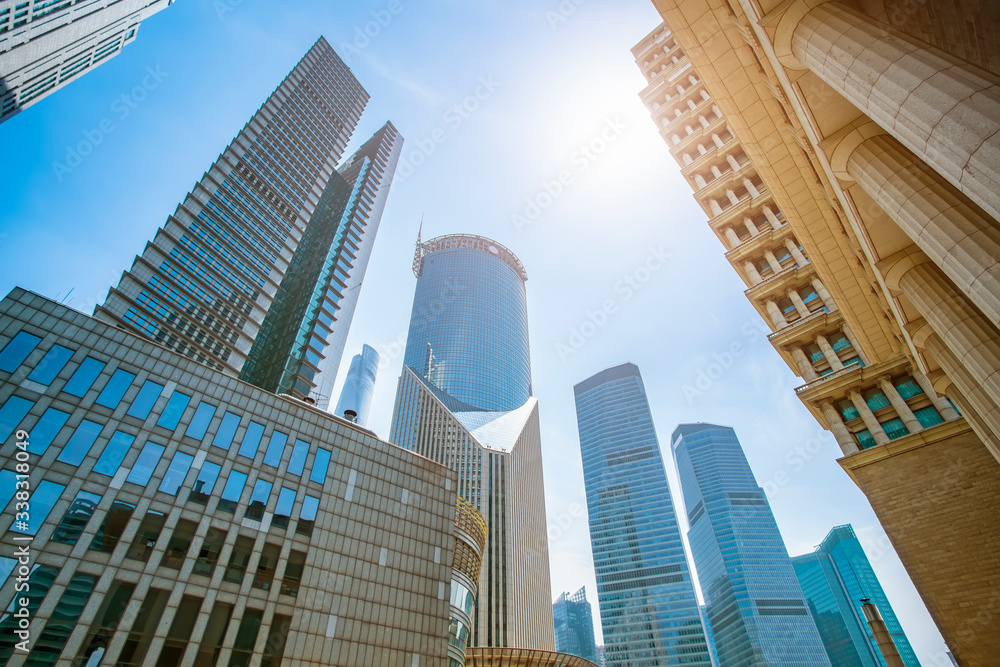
[333,344,380,426]
[574,364,711,667]
[553,588,599,663]
[670,424,830,666]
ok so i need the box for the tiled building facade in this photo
[0,288,462,666]
[633,1,1000,661]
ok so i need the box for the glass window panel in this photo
[116,587,168,666]
[184,401,217,440]
[252,544,280,592]
[230,609,263,667]
[57,419,103,466]
[126,380,164,419]
[245,478,272,521]
[193,528,226,577]
[93,431,135,476]
[842,355,865,368]
[11,480,64,536]
[28,407,69,455]
[125,442,165,486]
[0,395,33,442]
[125,511,166,562]
[864,389,891,411]
[25,572,97,665]
[156,391,191,430]
[194,602,233,665]
[262,431,288,467]
[211,412,241,450]
[309,448,331,484]
[72,580,136,666]
[0,470,15,512]
[855,429,876,450]
[26,345,74,385]
[296,495,318,536]
[287,439,309,475]
[190,461,222,504]
[894,375,924,400]
[161,519,197,570]
[0,331,41,372]
[914,405,945,429]
[218,471,248,513]
[158,451,194,495]
[280,551,306,597]
[0,565,60,664]
[224,536,254,585]
[828,332,851,352]
[882,417,909,440]
[90,501,135,553]
[51,490,101,545]
[62,357,105,397]
[271,487,295,530]
[95,369,136,408]
[837,399,859,422]
[237,421,265,459]
[158,595,202,665]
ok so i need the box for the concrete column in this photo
[841,324,867,364]
[816,334,845,371]
[710,200,724,216]
[849,389,890,447]
[786,1,1000,221]
[727,155,741,171]
[725,189,739,206]
[910,368,960,421]
[743,178,761,198]
[788,289,811,318]
[877,375,922,434]
[744,217,760,235]
[710,165,723,179]
[762,205,782,229]
[765,300,789,329]
[744,261,763,285]
[785,239,808,268]
[821,401,860,455]
[712,133,725,148]
[694,174,707,189]
[936,367,1000,464]
[724,227,741,247]
[811,278,837,312]
[791,346,820,381]
[764,250,784,274]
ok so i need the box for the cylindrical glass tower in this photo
[403,234,531,411]
[333,344,380,426]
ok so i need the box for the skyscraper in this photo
[793,525,919,667]
[573,363,711,667]
[553,587,599,663]
[97,37,402,406]
[389,233,553,649]
[0,0,174,123]
[333,344,379,425]
[671,423,830,666]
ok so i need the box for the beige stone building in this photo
[632,1,1000,663]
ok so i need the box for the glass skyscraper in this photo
[792,525,919,667]
[671,423,830,666]
[573,363,711,667]
[553,587,600,663]
[333,343,380,426]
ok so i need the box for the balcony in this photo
[724,223,793,261]
[767,307,843,347]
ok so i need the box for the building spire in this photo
[412,214,425,277]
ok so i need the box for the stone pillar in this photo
[743,178,761,198]
[726,189,740,207]
[743,217,760,236]
[724,227,740,247]
[791,347,820,381]
[764,250,783,274]
[821,401,859,455]
[785,1,1000,222]
[841,324,867,364]
[788,289,811,318]
[877,376,922,434]
[911,368,960,421]
[816,334,845,371]
[811,278,837,312]
[727,155,741,171]
[849,389,890,447]
[785,239,808,268]
[744,261,763,285]
[765,300,788,329]
[762,205,782,230]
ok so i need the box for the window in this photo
[296,495,318,536]
[57,419,103,465]
[238,421,265,459]
[158,595,202,665]
[28,407,69,455]
[13,480,65,535]
[271,487,295,529]
[805,344,824,364]
[161,519,197,570]
[863,388,891,412]
[190,461,222,504]
[262,430,288,467]
[224,536,255,585]
[0,331,41,372]
[287,439,309,475]
[829,332,852,353]
[253,543,280,591]
[218,471,248,513]
[309,448,332,484]
[245,478,272,521]
[158,451,194,495]
[126,380,164,419]
[881,417,909,440]
[212,412,241,450]
[280,551,306,597]
[855,429,876,450]
[116,588,169,666]
[73,581,137,666]
[894,375,924,400]
[194,602,233,666]
[230,609,263,667]
[0,395,32,442]
[26,345,74,385]
[27,573,97,664]
[193,528,226,576]
[184,401,217,439]
[93,431,135,476]
[125,442,165,486]
[914,405,944,429]
[156,391,191,430]
[51,490,101,545]
[90,501,136,553]
[125,510,166,562]
[95,369,136,408]
[62,357,105,397]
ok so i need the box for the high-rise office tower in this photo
[0,0,174,123]
[553,587,600,663]
[333,344,379,425]
[670,423,830,666]
[96,37,401,406]
[632,3,1000,661]
[793,525,919,667]
[573,363,711,667]
[699,605,721,667]
[390,233,554,650]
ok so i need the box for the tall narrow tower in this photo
[390,233,553,650]
[573,363,711,667]
[333,344,380,425]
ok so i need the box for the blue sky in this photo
[0,0,949,659]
